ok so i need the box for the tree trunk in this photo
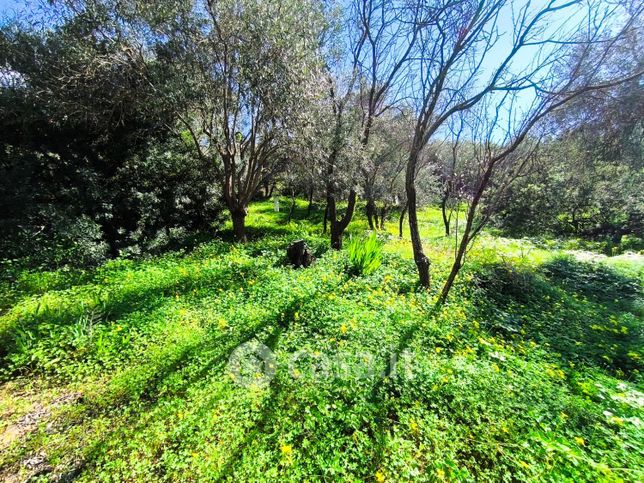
[437,225,470,306]
[437,158,495,306]
[323,202,329,234]
[267,182,275,199]
[398,203,407,238]
[231,207,248,242]
[366,199,376,230]
[406,149,430,288]
[379,206,387,230]
[258,179,273,200]
[328,189,357,250]
[306,185,314,217]
[287,191,296,223]
[330,222,343,249]
[441,195,451,236]
[438,256,462,306]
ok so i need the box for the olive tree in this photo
[153,0,325,241]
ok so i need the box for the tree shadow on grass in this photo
[541,256,641,309]
[46,285,322,480]
[472,257,643,376]
[0,259,268,376]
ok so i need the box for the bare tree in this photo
[404,0,643,288]
[324,0,419,248]
[354,0,419,230]
[361,111,412,230]
[436,100,542,305]
[437,64,644,305]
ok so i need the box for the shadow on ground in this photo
[471,256,643,376]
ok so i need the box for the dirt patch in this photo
[1,392,82,451]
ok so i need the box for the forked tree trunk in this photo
[328,189,357,250]
[406,149,430,287]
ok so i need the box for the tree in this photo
[437,57,643,306]
[352,0,419,231]
[322,0,420,248]
[321,68,363,249]
[361,111,410,230]
[436,101,542,305]
[403,0,643,288]
[0,2,222,264]
[151,0,324,241]
[494,31,644,244]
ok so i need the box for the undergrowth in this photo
[0,200,642,482]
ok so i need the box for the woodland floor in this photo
[0,200,642,481]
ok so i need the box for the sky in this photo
[0,0,624,140]
[0,0,20,16]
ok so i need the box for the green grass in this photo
[0,199,642,481]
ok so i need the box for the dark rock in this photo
[287,240,314,268]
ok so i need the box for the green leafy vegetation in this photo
[346,232,384,276]
[1,0,642,480]
[0,202,641,481]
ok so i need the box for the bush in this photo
[346,232,383,276]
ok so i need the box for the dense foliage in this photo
[495,77,643,251]
[0,203,642,481]
[0,2,225,267]
[0,1,642,481]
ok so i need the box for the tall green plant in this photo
[346,232,383,276]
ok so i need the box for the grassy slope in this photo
[0,199,642,482]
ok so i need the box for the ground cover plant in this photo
[1,0,642,480]
[0,201,642,482]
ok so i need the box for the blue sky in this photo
[0,0,21,15]
[0,0,621,139]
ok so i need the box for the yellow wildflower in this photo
[609,416,624,426]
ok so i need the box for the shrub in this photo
[346,232,383,276]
